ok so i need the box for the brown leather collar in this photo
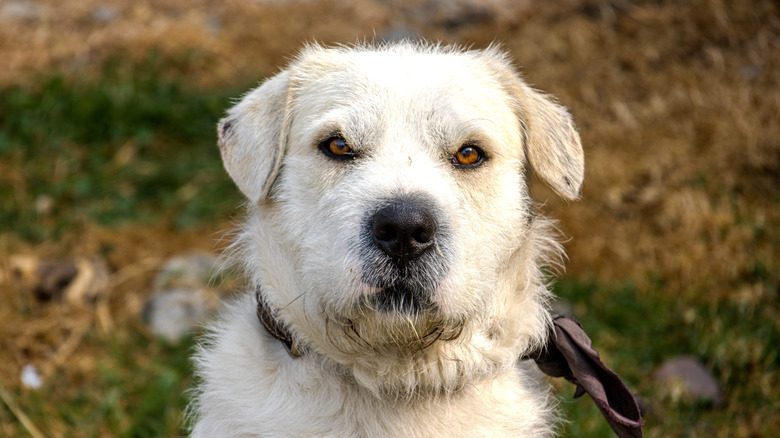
[255,288,300,357]
[254,289,643,437]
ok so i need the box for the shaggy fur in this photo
[189,42,584,437]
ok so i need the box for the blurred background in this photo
[0,0,777,436]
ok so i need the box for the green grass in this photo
[554,276,780,437]
[7,328,194,438]
[0,51,245,242]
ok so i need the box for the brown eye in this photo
[328,138,351,155]
[453,144,485,167]
[318,135,356,160]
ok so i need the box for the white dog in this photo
[189,42,587,437]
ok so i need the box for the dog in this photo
[189,42,585,437]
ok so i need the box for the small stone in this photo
[143,288,217,343]
[0,0,45,22]
[388,0,531,30]
[11,256,110,305]
[21,364,42,389]
[205,14,221,33]
[35,194,54,216]
[380,25,421,43]
[550,299,574,317]
[153,253,218,292]
[653,355,723,407]
[91,5,119,24]
[63,258,111,305]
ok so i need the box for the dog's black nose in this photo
[371,200,437,265]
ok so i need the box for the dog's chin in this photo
[326,287,464,354]
[371,285,434,314]
[323,305,473,397]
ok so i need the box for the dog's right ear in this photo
[218,70,291,204]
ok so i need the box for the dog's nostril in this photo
[411,227,434,244]
[373,224,397,243]
[371,200,437,263]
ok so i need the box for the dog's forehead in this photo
[290,48,518,131]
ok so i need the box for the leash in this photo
[255,290,643,437]
[523,315,644,438]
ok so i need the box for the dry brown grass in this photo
[473,0,780,299]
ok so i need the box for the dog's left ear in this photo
[487,52,585,201]
[514,82,584,201]
[217,70,291,204]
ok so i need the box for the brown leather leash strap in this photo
[523,315,644,438]
[256,291,643,437]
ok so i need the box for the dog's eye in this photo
[318,136,357,160]
[453,144,485,167]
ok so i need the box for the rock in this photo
[91,5,119,24]
[144,253,223,342]
[35,194,54,216]
[653,355,724,407]
[142,288,217,343]
[32,260,79,302]
[21,364,42,389]
[11,256,110,306]
[153,253,218,292]
[0,0,46,22]
[63,258,111,305]
[550,298,574,317]
[387,0,532,29]
[380,25,421,43]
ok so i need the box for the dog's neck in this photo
[253,286,643,438]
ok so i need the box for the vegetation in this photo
[0,52,243,242]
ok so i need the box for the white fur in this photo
[189,42,584,437]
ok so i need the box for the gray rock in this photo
[380,25,421,43]
[143,288,216,343]
[550,299,574,317]
[0,0,45,22]
[21,364,42,389]
[153,253,218,292]
[11,255,110,306]
[653,355,724,407]
[388,0,531,29]
[91,5,119,24]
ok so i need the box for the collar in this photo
[255,288,300,357]
[255,289,643,437]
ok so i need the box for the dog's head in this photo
[219,43,583,395]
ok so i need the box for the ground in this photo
[0,0,778,436]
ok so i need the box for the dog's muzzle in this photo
[361,195,447,313]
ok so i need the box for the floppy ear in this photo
[217,70,291,203]
[514,81,585,201]
[484,49,585,200]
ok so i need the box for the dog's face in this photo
[219,44,583,395]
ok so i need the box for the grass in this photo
[5,327,194,438]
[0,49,777,437]
[555,277,780,437]
[0,50,244,242]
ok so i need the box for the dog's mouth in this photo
[358,254,446,315]
[370,283,434,314]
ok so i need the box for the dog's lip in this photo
[371,284,434,314]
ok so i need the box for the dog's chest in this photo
[248,359,552,437]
